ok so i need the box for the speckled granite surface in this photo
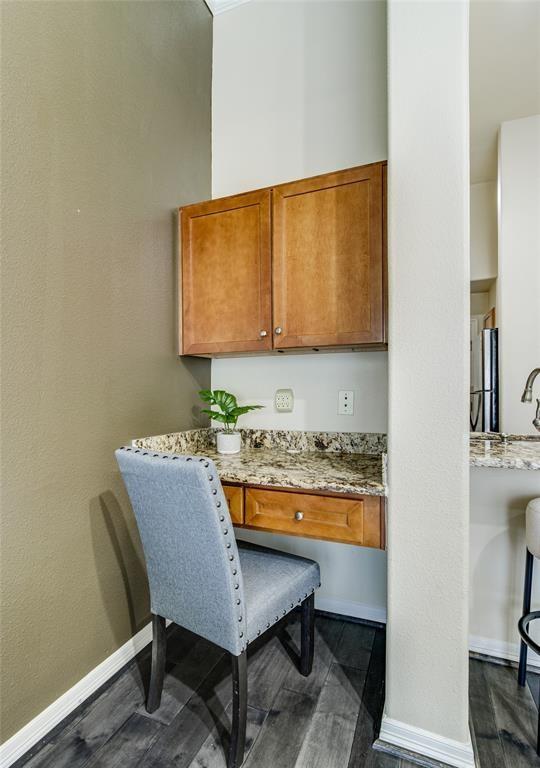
[470,434,540,470]
[133,428,387,496]
[134,428,386,455]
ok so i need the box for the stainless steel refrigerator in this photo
[470,327,499,432]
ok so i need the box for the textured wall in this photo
[384,0,471,755]
[0,0,211,741]
[211,0,388,620]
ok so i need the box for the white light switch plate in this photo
[275,388,294,412]
[338,390,354,415]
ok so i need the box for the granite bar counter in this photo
[470,433,540,471]
[133,428,387,497]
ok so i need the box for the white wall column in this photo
[380,2,473,767]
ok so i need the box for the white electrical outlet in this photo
[338,390,354,415]
[275,388,294,412]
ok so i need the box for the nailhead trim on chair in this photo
[119,446,319,652]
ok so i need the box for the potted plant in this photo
[199,389,263,454]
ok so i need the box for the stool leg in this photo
[518,550,534,687]
[147,614,167,713]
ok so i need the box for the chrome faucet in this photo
[521,368,540,432]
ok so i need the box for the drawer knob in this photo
[275,326,283,335]
[294,511,304,521]
[259,330,267,338]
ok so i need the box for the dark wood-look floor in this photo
[15,614,540,768]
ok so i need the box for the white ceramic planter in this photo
[217,431,241,454]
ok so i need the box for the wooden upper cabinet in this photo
[180,190,272,355]
[178,163,386,356]
[272,164,384,349]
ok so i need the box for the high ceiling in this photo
[470,0,540,184]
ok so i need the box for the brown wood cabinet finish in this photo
[222,483,244,525]
[178,163,387,356]
[242,487,384,548]
[272,164,384,349]
[180,190,272,355]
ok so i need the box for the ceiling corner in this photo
[205,0,251,16]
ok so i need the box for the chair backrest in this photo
[115,447,246,655]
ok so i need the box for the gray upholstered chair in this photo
[115,446,321,768]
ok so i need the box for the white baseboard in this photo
[469,633,540,670]
[0,622,154,768]
[377,715,476,768]
[315,595,387,624]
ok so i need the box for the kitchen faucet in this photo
[521,368,540,432]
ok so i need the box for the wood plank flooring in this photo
[14,614,540,768]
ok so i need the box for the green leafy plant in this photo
[199,389,263,433]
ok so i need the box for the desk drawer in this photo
[223,483,244,524]
[244,488,383,548]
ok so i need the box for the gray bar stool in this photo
[517,497,540,755]
[116,447,321,768]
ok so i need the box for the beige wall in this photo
[470,181,497,282]
[0,0,211,741]
[498,115,540,435]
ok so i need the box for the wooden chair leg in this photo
[519,550,534,686]
[146,614,166,713]
[228,650,247,768]
[300,593,315,677]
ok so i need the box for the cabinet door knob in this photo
[274,326,282,335]
[259,330,267,338]
[294,511,304,521]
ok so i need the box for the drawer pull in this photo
[294,511,304,521]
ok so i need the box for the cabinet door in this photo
[180,190,272,355]
[272,164,384,349]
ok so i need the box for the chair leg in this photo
[146,614,167,713]
[300,593,315,677]
[519,550,534,687]
[228,650,247,768]
[537,704,540,757]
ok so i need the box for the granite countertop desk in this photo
[133,428,388,497]
[133,428,388,549]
